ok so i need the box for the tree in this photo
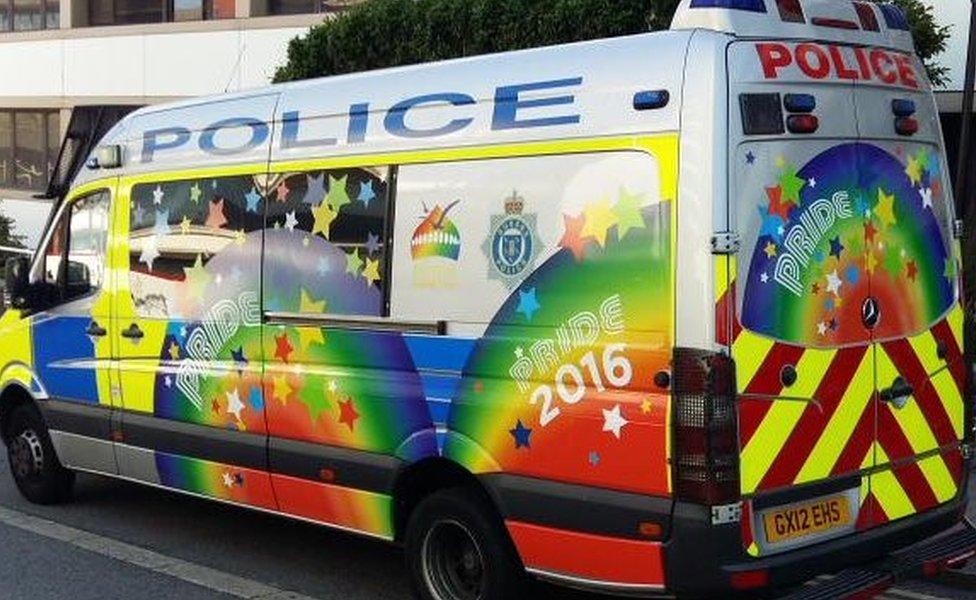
[0,202,25,287]
[274,0,947,84]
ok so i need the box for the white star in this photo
[602,404,629,439]
[164,375,172,387]
[808,177,817,188]
[152,185,164,205]
[222,472,234,488]
[139,235,160,271]
[180,326,188,338]
[826,269,843,296]
[817,321,828,336]
[777,226,785,236]
[328,380,338,393]
[284,211,298,232]
[920,187,933,210]
[226,389,245,420]
[760,272,769,283]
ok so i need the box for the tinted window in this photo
[42,190,110,301]
[263,167,390,317]
[128,175,263,319]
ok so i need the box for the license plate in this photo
[763,495,852,544]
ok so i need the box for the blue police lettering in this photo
[199,117,269,156]
[492,77,583,130]
[384,92,476,139]
[281,110,337,149]
[142,126,191,163]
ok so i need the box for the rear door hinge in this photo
[711,231,741,255]
[954,219,964,240]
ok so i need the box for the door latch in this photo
[879,377,914,409]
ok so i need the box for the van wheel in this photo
[405,487,524,600]
[5,404,74,504]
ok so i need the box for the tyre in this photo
[405,487,524,600]
[4,404,74,504]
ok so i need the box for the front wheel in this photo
[405,487,525,600]
[5,404,74,504]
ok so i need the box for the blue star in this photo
[248,386,264,411]
[758,205,784,242]
[317,257,332,276]
[854,195,869,218]
[152,209,171,237]
[233,472,245,486]
[745,151,756,165]
[516,288,541,322]
[303,173,326,206]
[245,187,262,213]
[358,181,376,208]
[825,297,835,312]
[588,451,600,466]
[509,420,532,449]
[364,232,382,256]
[829,236,844,260]
[231,346,248,373]
[846,264,860,285]
[813,249,826,264]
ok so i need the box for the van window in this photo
[390,152,660,324]
[263,166,390,317]
[128,175,263,319]
[43,190,110,301]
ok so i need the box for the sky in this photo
[3,199,52,250]
[930,1,969,90]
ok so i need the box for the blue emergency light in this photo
[689,0,767,13]
[877,3,910,31]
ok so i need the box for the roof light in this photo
[689,0,767,12]
[877,3,910,31]
[633,90,670,111]
[775,0,805,23]
[787,114,819,134]
[895,117,919,136]
[853,2,880,32]
[891,99,917,117]
[783,94,816,113]
[811,17,860,30]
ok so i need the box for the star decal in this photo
[760,271,769,284]
[338,398,360,431]
[602,404,628,439]
[829,236,844,260]
[640,399,653,414]
[509,419,532,449]
[905,156,923,185]
[864,220,878,243]
[364,232,382,256]
[206,198,228,229]
[558,212,590,262]
[297,289,326,350]
[817,321,828,336]
[245,187,262,213]
[226,388,245,421]
[152,209,171,237]
[588,451,601,466]
[613,186,645,240]
[183,254,212,299]
[234,229,246,246]
[745,151,756,165]
[180,216,192,235]
[765,186,792,221]
[248,386,264,410]
[362,258,381,285]
[152,185,164,205]
[358,180,376,207]
[167,340,181,360]
[272,375,292,404]
[920,187,933,210]
[758,204,785,243]
[825,269,843,296]
[312,199,338,239]
[846,264,860,285]
[866,251,879,274]
[906,259,918,281]
[516,288,541,322]
[875,189,897,229]
[346,250,363,276]
[231,346,248,373]
[808,177,817,188]
[316,257,331,276]
[778,163,806,205]
[222,472,234,488]
[303,173,326,206]
[325,175,351,211]
[275,179,290,203]
[763,241,778,259]
[581,197,618,248]
[284,211,298,232]
[139,235,160,271]
[274,332,294,362]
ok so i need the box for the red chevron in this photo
[715,281,742,346]
[876,407,940,512]
[739,343,806,447]
[831,397,875,477]
[931,319,966,394]
[881,339,958,449]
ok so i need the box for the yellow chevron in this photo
[795,348,874,484]
[948,304,964,348]
[875,348,939,459]
[733,331,775,395]
[918,451,959,504]
[931,368,965,439]
[740,347,837,494]
[871,444,915,522]
[714,256,729,301]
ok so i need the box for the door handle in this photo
[86,321,107,337]
[880,377,914,408]
[121,323,144,340]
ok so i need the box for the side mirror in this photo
[4,256,30,309]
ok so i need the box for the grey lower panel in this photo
[115,443,161,484]
[49,430,117,475]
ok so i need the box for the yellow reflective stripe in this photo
[917,453,958,504]
[733,331,775,394]
[714,256,729,301]
[907,325,943,375]
[948,304,964,347]
[795,349,873,484]
[931,368,964,439]
[740,348,836,493]
[871,445,915,522]
[875,348,939,458]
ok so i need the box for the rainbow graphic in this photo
[155,452,277,509]
[411,202,461,261]
[742,144,955,347]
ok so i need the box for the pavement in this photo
[2,445,976,600]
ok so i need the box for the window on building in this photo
[269,0,356,16]
[0,110,60,192]
[87,0,240,25]
[0,0,58,31]
[0,113,12,189]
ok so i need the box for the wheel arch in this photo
[0,382,39,444]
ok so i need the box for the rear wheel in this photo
[4,404,74,504]
[405,487,524,600]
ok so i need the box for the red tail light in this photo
[853,2,880,31]
[672,348,740,505]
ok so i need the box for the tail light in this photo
[775,0,805,23]
[672,348,740,505]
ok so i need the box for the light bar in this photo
[776,0,805,23]
[853,2,880,32]
[784,94,816,113]
[689,0,767,12]
[891,99,917,117]
[877,3,910,31]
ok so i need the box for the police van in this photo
[1,0,972,598]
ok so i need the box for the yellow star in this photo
[866,251,879,274]
[764,241,778,258]
[640,399,653,415]
[312,200,338,239]
[296,289,326,349]
[183,254,212,300]
[581,197,619,248]
[613,187,646,240]
[362,258,381,285]
[875,189,897,229]
[272,375,292,404]
[234,229,246,245]
[905,156,922,185]
[168,341,180,360]
[180,216,191,235]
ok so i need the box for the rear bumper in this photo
[665,494,968,597]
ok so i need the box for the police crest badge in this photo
[481,190,542,289]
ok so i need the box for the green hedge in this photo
[273,0,679,83]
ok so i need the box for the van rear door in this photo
[726,40,875,557]
[852,57,967,529]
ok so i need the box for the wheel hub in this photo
[10,429,44,480]
[422,519,486,600]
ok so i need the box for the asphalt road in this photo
[2,444,976,600]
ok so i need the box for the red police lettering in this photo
[853,47,872,80]
[796,43,830,79]
[829,46,859,80]
[895,54,919,89]
[757,42,793,78]
[870,49,898,84]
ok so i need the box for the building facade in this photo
[0,0,361,203]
